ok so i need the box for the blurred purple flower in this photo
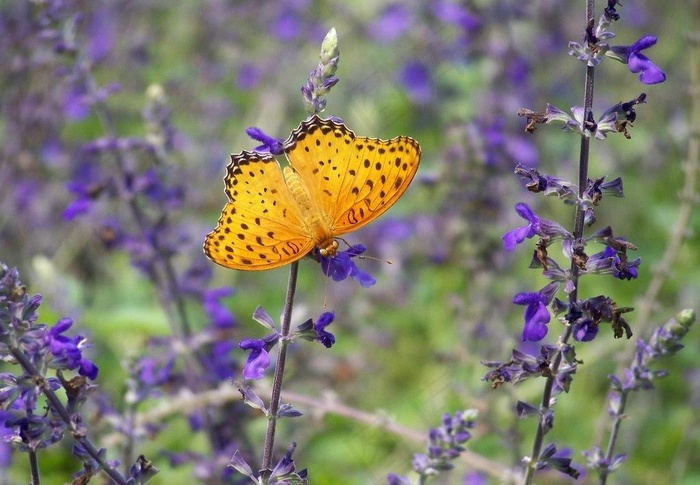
[431,1,480,31]
[133,168,184,210]
[398,61,433,105]
[202,341,237,381]
[63,162,110,220]
[62,84,91,121]
[271,9,302,41]
[507,54,531,85]
[137,356,175,389]
[368,4,413,43]
[463,471,488,485]
[237,63,261,91]
[87,7,115,62]
[610,35,666,85]
[202,287,236,329]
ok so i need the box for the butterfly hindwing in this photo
[204,151,314,270]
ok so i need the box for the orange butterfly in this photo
[204,115,421,270]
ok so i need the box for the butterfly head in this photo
[317,239,339,258]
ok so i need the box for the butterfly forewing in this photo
[285,116,421,235]
[204,151,314,270]
[333,134,420,233]
[284,117,350,230]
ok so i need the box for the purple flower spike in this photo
[610,35,666,85]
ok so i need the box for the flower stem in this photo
[599,390,628,484]
[262,261,299,470]
[28,449,39,485]
[524,3,597,484]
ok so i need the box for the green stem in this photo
[262,262,300,470]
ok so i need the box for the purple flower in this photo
[502,203,571,251]
[313,312,335,348]
[46,318,99,379]
[538,444,582,479]
[572,318,599,342]
[502,203,539,250]
[269,442,308,481]
[513,283,559,342]
[239,334,278,380]
[586,246,640,280]
[319,245,376,287]
[245,126,284,155]
[610,35,666,85]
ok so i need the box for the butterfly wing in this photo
[204,151,315,270]
[284,116,421,235]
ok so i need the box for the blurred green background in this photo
[1,1,698,484]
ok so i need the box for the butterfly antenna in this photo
[336,237,393,265]
[358,254,393,265]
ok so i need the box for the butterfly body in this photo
[204,115,421,271]
[282,165,337,256]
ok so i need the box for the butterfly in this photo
[203,115,421,271]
